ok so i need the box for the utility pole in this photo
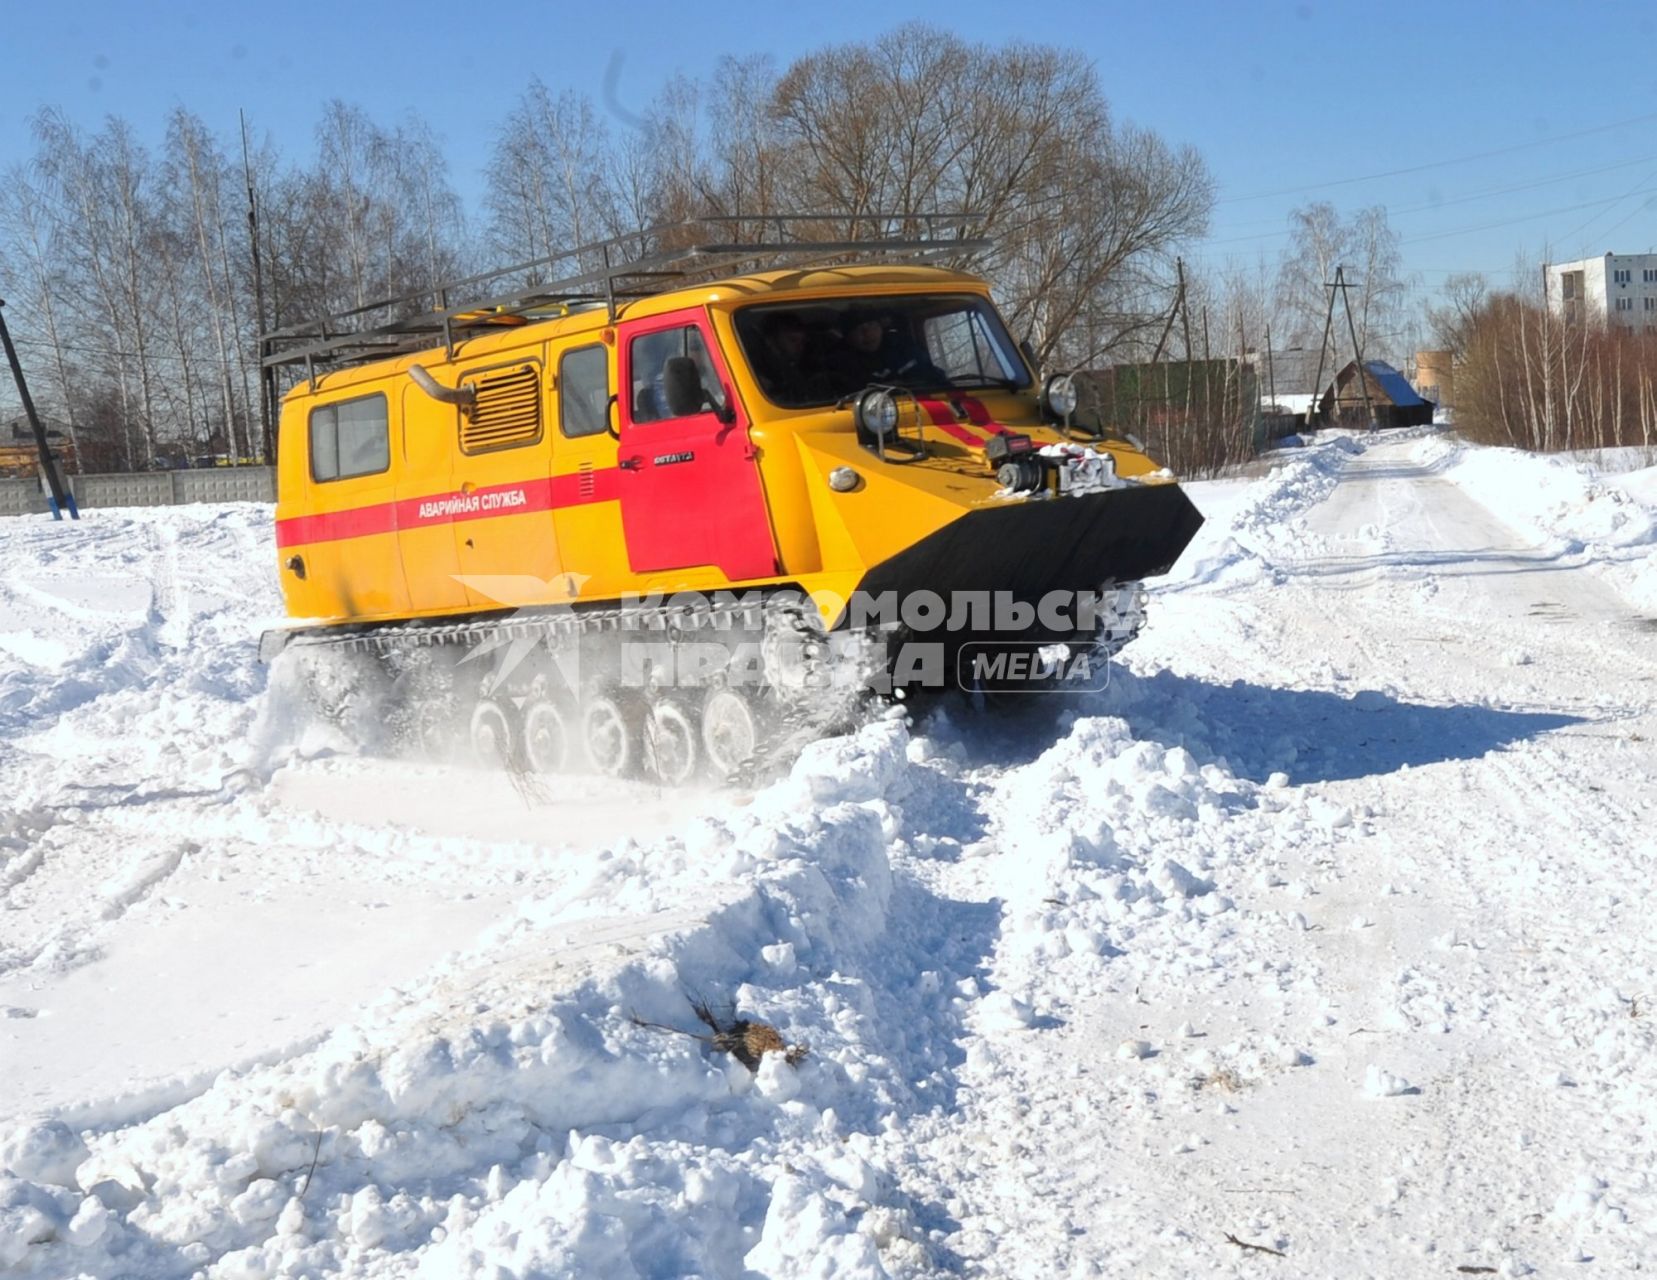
[0,298,77,520]
[1306,265,1376,430]
[1199,302,1213,430]
[242,110,274,464]
[1148,259,1189,458]
[1178,261,1195,363]
[1307,274,1338,429]
[1333,265,1377,430]
[1149,258,1185,364]
[1178,263,1195,426]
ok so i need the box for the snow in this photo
[1413,433,1657,609]
[2,432,1656,1277]
[1263,392,1315,417]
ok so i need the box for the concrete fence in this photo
[0,467,275,518]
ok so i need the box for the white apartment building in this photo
[1544,252,1657,331]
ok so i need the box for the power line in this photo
[1399,189,1657,246]
[7,334,253,368]
[1217,110,1657,205]
[1208,151,1657,242]
[1590,196,1657,252]
[1196,186,1657,257]
[1558,161,1657,257]
[1411,266,1523,277]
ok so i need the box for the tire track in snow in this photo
[0,825,196,979]
[95,839,192,921]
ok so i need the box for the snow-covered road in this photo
[2,432,1654,1277]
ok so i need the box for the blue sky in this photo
[3,0,1657,308]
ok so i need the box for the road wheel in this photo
[521,698,571,774]
[645,699,700,786]
[701,687,761,780]
[469,697,521,769]
[582,692,640,777]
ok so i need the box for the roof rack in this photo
[260,212,992,381]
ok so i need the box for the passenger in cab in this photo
[757,312,831,402]
[830,309,946,392]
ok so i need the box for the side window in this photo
[629,325,727,423]
[310,394,389,482]
[559,345,611,438]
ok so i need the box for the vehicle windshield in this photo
[732,294,1032,409]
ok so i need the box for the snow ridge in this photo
[1165,432,1365,591]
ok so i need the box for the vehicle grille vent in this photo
[461,363,542,453]
[578,460,595,499]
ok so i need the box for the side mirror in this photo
[714,385,736,425]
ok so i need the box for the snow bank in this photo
[1413,435,1657,607]
[0,719,912,1277]
[1165,432,1365,591]
[1414,435,1657,551]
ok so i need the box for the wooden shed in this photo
[1316,360,1435,429]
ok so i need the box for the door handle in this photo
[618,457,642,471]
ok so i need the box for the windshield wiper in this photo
[926,375,1023,393]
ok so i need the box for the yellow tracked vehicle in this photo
[260,218,1203,781]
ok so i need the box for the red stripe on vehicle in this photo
[957,396,1007,434]
[914,397,986,447]
[275,502,395,549]
[275,470,619,549]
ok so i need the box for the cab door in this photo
[550,340,625,601]
[617,309,776,582]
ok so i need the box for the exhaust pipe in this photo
[408,364,475,411]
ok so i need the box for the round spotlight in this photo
[855,388,899,438]
[1042,373,1079,420]
[828,466,860,492]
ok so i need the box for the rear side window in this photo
[559,345,611,438]
[310,394,389,481]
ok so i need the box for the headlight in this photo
[855,388,899,437]
[1042,373,1078,420]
